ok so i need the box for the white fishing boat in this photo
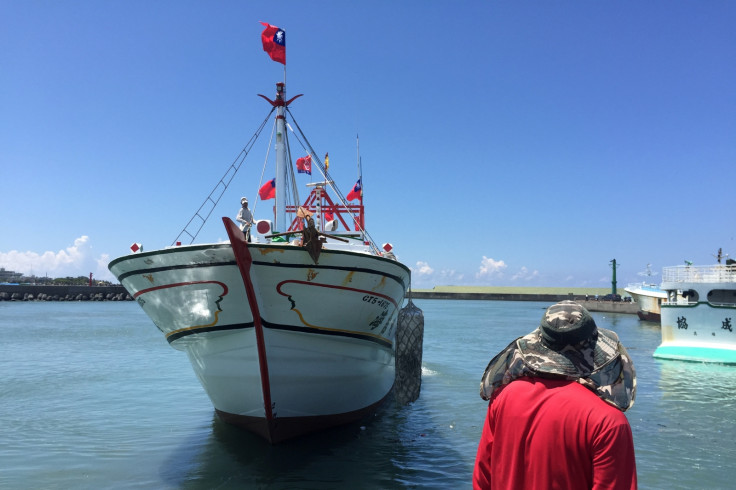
[624,265,666,322]
[654,257,736,364]
[109,32,412,442]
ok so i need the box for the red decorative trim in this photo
[133,280,228,299]
[276,280,398,308]
[257,93,303,107]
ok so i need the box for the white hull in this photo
[109,240,410,442]
[654,265,736,364]
[624,283,666,322]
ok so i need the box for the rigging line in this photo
[253,116,278,218]
[172,108,275,246]
[287,109,378,253]
[285,108,346,203]
[284,123,301,216]
[286,108,381,255]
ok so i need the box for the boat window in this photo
[707,289,736,306]
[681,289,699,303]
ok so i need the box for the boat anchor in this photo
[266,213,348,264]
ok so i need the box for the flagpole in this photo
[356,134,364,237]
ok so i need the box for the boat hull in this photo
[624,284,665,323]
[637,310,661,322]
[656,301,736,364]
[109,242,410,442]
[654,265,736,364]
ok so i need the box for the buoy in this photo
[395,297,424,405]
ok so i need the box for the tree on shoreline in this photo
[6,274,118,287]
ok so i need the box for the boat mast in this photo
[274,82,288,232]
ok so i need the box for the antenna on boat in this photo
[713,248,729,264]
[356,134,364,239]
[637,264,658,278]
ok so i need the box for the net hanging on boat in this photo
[395,298,424,405]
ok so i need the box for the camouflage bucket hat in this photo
[479,301,636,411]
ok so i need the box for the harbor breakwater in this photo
[411,286,639,314]
[0,285,132,302]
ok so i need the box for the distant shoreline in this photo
[0,284,132,302]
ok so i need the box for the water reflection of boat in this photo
[658,358,736,398]
[654,253,736,364]
[161,400,462,488]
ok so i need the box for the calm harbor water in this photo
[1,299,735,489]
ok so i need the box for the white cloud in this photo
[476,256,507,279]
[413,261,434,276]
[0,236,115,281]
[510,266,540,281]
[410,261,465,288]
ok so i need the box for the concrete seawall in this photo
[0,285,132,302]
[409,290,639,315]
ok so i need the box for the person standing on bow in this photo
[236,197,254,242]
[473,300,637,490]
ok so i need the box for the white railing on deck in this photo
[662,265,736,284]
[662,299,698,306]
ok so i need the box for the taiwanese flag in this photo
[346,178,362,201]
[260,22,285,64]
[296,155,312,175]
[259,178,276,200]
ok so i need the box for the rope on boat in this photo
[172,108,275,246]
[395,296,424,405]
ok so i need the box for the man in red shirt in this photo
[473,301,637,489]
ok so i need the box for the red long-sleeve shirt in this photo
[473,377,637,490]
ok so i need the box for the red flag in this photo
[324,211,334,222]
[296,155,312,175]
[346,178,362,201]
[259,178,276,200]
[260,22,285,64]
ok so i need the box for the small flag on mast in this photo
[258,178,276,200]
[347,178,362,201]
[296,155,312,175]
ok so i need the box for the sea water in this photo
[1,299,735,489]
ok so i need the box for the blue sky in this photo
[1,1,734,288]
